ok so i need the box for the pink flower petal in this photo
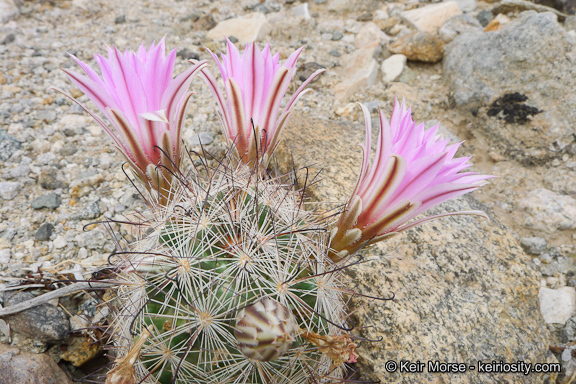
[63,41,205,196]
[331,99,492,260]
[199,42,320,166]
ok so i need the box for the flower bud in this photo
[234,298,298,361]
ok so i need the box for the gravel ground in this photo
[1,0,575,381]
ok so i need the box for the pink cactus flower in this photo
[199,39,325,167]
[330,100,492,261]
[60,39,207,202]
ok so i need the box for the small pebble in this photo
[53,235,68,249]
[37,111,56,123]
[253,4,270,14]
[519,237,548,255]
[297,62,326,82]
[39,169,67,190]
[11,103,25,114]
[4,165,30,179]
[177,48,200,61]
[477,10,494,27]
[3,227,16,241]
[538,287,576,325]
[388,32,444,63]
[562,348,572,362]
[381,54,407,82]
[0,249,10,264]
[566,16,576,32]
[60,145,78,156]
[292,3,310,19]
[78,248,88,259]
[74,201,101,220]
[357,12,372,22]
[35,223,54,241]
[4,291,70,342]
[70,104,84,114]
[1,34,15,45]
[0,181,22,200]
[31,193,61,210]
[190,132,215,146]
[364,101,381,113]
[0,130,21,161]
[332,31,344,41]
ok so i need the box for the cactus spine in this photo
[107,160,355,384]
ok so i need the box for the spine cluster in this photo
[106,160,354,383]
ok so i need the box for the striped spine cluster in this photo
[235,298,299,362]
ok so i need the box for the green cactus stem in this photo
[106,161,354,384]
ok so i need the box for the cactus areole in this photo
[108,163,353,383]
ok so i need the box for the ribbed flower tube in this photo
[331,100,492,261]
[198,39,325,167]
[60,40,207,204]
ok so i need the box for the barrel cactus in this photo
[105,161,357,384]
[61,39,489,384]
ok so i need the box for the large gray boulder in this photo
[277,112,551,383]
[443,11,576,164]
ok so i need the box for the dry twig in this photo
[0,281,115,317]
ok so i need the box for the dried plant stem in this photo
[0,282,115,317]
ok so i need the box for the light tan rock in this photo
[355,22,389,49]
[328,0,353,13]
[291,3,311,19]
[389,32,444,63]
[382,54,407,82]
[60,335,103,367]
[401,1,462,34]
[374,17,396,32]
[333,23,387,101]
[538,287,576,325]
[448,0,477,13]
[335,102,362,121]
[207,13,271,44]
[332,44,379,101]
[191,14,217,32]
[268,12,317,42]
[519,189,576,233]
